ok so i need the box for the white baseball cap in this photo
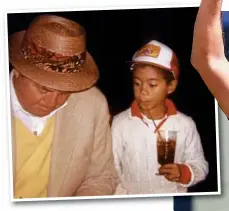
[130,40,180,79]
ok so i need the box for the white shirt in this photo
[10,71,67,136]
[112,108,209,195]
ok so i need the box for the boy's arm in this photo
[179,118,209,188]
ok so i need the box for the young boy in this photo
[111,40,209,195]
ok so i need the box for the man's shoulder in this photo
[70,86,107,105]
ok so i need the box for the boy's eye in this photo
[133,81,141,86]
[149,84,157,87]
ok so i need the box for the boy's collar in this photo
[130,98,177,120]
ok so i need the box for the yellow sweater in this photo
[14,116,54,199]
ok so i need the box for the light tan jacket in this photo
[11,87,118,197]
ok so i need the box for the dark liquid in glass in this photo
[157,139,176,165]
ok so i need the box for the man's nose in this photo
[45,91,60,108]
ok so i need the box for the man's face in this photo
[13,71,71,117]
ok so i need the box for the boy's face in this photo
[133,65,177,111]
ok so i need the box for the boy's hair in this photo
[131,63,175,84]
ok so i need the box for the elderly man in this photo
[191,0,229,117]
[8,14,118,198]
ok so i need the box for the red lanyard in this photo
[130,99,177,132]
[152,116,168,133]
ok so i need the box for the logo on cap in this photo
[135,44,161,58]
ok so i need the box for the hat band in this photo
[21,39,86,73]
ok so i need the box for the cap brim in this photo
[127,60,173,72]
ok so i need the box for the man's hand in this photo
[158,163,182,182]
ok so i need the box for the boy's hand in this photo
[158,163,182,182]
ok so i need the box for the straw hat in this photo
[9,14,99,92]
[130,40,179,79]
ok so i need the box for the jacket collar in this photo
[130,98,177,120]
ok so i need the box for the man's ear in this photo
[13,69,20,78]
[168,79,178,95]
[12,70,23,87]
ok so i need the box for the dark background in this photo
[223,11,229,59]
[7,7,218,194]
